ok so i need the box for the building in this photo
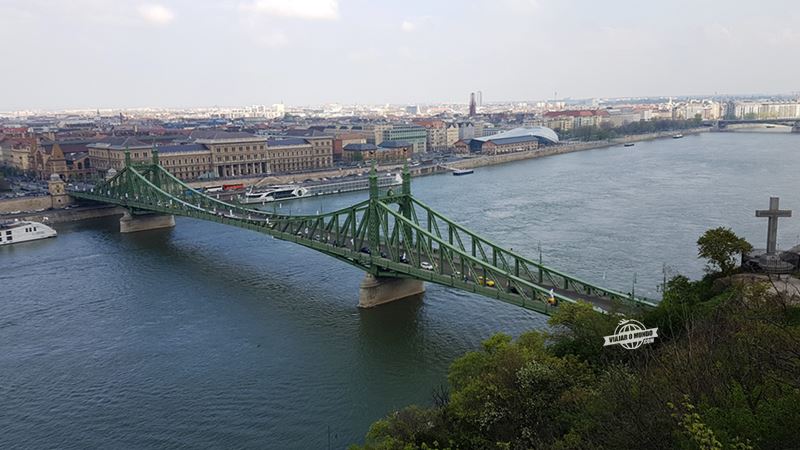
[34,142,68,180]
[354,123,392,146]
[383,124,427,153]
[542,109,609,131]
[462,127,559,155]
[64,152,93,179]
[457,121,475,140]
[333,134,368,160]
[733,101,800,119]
[469,92,477,116]
[0,136,28,168]
[191,130,269,178]
[446,124,459,150]
[11,146,32,171]
[342,141,411,163]
[0,143,12,167]
[266,137,333,173]
[332,133,368,162]
[412,119,448,152]
[87,137,153,173]
[156,144,214,180]
[85,129,333,181]
[376,140,413,160]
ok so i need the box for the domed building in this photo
[453,127,559,155]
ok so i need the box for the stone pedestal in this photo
[758,253,795,274]
[358,274,425,308]
[119,211,176,233]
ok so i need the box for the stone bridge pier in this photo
[358,274,425,308]
[119,210,176,233]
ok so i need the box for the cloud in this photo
[401,20,416,32]
[138,4,175,25]
[241,0,339,20]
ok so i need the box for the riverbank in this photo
[443,127,710,171]
[187,127,710,188]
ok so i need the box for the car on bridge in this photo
[477,276,495,287]
[420,261,434,270]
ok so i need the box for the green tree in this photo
[696,227,752,275]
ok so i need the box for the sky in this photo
[1,0,799,110]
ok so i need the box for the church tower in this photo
[47,143,68,180]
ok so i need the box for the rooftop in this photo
[267,137,309,147]
[343,143,378,152]
[378,140,412,149]
[156,143,208,154]
[473,127,559,145]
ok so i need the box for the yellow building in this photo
[267,137,333,173]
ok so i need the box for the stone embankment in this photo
[1,204,125,224]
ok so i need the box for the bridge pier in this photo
[119,210,176,233]
[358,274,425,308]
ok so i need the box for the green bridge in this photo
[69,150,656,316]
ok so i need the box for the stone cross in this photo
[756,197,791,254]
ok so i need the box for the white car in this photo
[420,261,434,271]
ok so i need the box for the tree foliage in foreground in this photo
[697,227,753,276]
[351,233,800,450]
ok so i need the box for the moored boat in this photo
[672,133,684,139]
[453,168,474,176]
[240,173,403,204]
[240,186,309,204]
[0,220,57,246]
[624,143,635,147]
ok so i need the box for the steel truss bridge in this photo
[69,151,656,316]
[715,118,800,130]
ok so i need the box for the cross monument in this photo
[755,197,792,254]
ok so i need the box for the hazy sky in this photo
[1,0,798,110]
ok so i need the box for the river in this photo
[2,131,799,448]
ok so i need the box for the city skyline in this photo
[1,0,799,110]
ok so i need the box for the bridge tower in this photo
[118,149,176,233]
[358,162,425,308]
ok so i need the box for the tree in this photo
[697,227,752,276]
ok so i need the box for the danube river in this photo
[2,131,799,448]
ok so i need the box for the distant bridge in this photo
[69,150,656,316]
[715,119,800,132]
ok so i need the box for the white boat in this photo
[452,168,474,176]
[672,133,684,139]
[240,185,309,204]
[305,173,402,196]
[241,173,403,204]
[0,220,57,246]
